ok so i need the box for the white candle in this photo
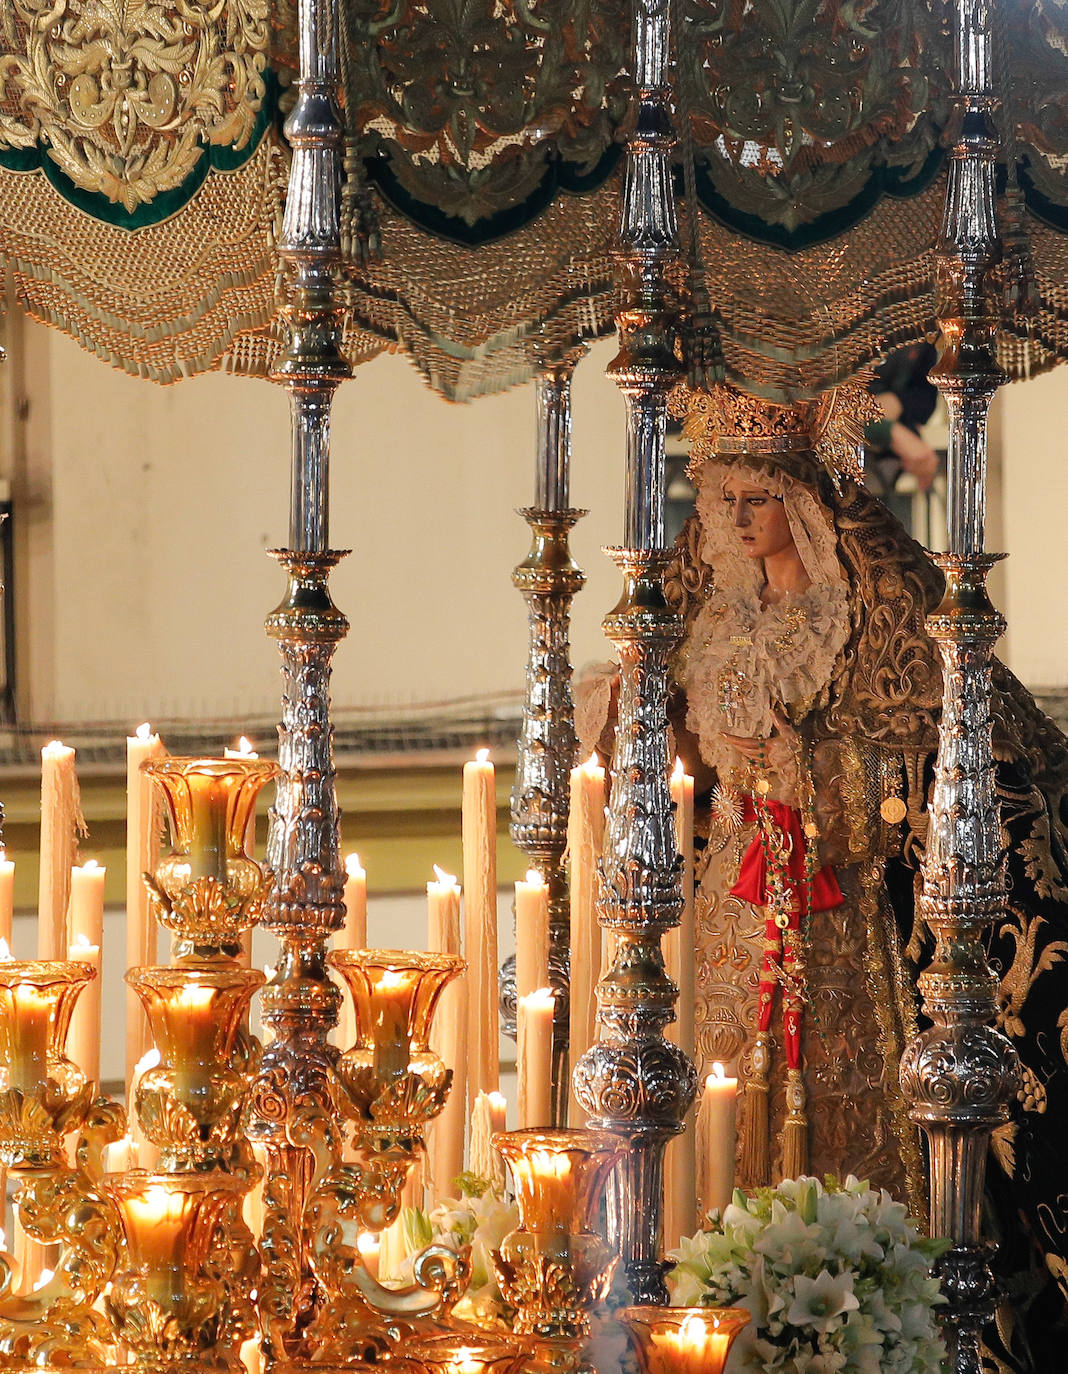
[426,867,466,1200]
[224,737,259,856]
[126,723,165,1089]
[462,749,499,1110]
[67,934,101,1084]
[38,741,82,960]
[127,1048,161,1171]
[697,1063,738,1217]
[664,759,697,1246]
[342,853,367,949]
[568,752,605,1123]
[514,869,549,1002]
[333,853,368,1051]
[517,989,555,1129]
[469,1088,507,1191]
[0,849,13,951]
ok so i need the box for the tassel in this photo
[781,1067,808,1180]
[740,1033,771,1187]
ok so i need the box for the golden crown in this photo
[670,382,881,490]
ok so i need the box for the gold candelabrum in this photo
[0,751,745,1374]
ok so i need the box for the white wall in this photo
[24,324,625,725]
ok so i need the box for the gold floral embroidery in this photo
[0,0,269,210]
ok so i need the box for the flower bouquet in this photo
[397,1173,519,1332]
[667,1175,948,1374]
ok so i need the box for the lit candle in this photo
[426,866,466,1200]
[38,741,82,960]
[660,1311,744,1374]
[664,759,697,1246]
[342,853,367,949]
[514,869,549,1002]
[9,982,51,1093]
[128,1048,161,1171]
[517,989,555,1129]
[371,969,411,1081]
[333,853,368,1051]
[224,737,259,856]
[567,752,605,1123]
[67,933,101,1083]
[0,849,13,951]
[240,1337,263,1374]
[126,723,165,1088]
[469,1089,507,1191]
[698,1063,738,1216]
[462,749,499,1109]
[356,1231,380,1281]
[102,1134,135,1174]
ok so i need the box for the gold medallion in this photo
[880,795,907,825]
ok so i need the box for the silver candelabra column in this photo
[573,0,697,1305]
[245,0,351,1357]
[509,357,587,1127]
[898,0,1020,1367]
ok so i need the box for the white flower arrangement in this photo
[667,1175,948,1374]
[398,1174,519,1332]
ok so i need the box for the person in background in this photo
[864,341,940,498]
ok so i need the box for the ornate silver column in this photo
[509,356,587,1127]
[573,0,697,1305]
[245,0,351,1357]
[899,0,1020,1367]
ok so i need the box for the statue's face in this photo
[721,471,794,560]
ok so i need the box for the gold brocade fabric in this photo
[693,844,918,1209]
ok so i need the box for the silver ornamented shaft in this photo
[245,0,351,1358]
[898,0,1020,1368]
[573,0,697,1305]
[509,360,587,1126]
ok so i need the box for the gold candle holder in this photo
[104,1171,249,1369]
[492,1128,623,1371]
[408,1334,524,1374]
[128,964,265,1169]
[143,757,277,959]
[616,1307,750,1374]
[0,959,95,1167]
[330,949,464,1152]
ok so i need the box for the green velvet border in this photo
[0,71,276,230]
[691,143,946,252]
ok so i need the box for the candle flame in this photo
[356,1233,380,1257]
[43,740,70,756]
[672,755,685,782]
[237,736,254,755]
[378,970,407,990]
[78,858,101,872]
[72,932,93,950]
[135,1048,162,1076]
[711,1061,726,1080]
[0,938,11,961]
[432,865,457,886]
[135,722,153,741]
[345,853,365,877]
[524,868,544,887]
[582,751,601,772]
[32,1269,54,1292]
[519,988,556,1012]
[678,1314,710,1348]
[475,747,490,764]
[488,1091,507,1108]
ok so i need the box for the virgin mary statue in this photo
[578,381,1068,1370]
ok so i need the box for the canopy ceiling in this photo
[2,0,1068,397]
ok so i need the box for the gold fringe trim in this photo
[740,1033,771,1186]
[781,1066,808,1180]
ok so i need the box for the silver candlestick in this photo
[509,357,587,1127]
[899,0,1020,1367]
[573,0,697,1305]
[245,0,351,1357]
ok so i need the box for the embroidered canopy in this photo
[2,0,1068,396]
